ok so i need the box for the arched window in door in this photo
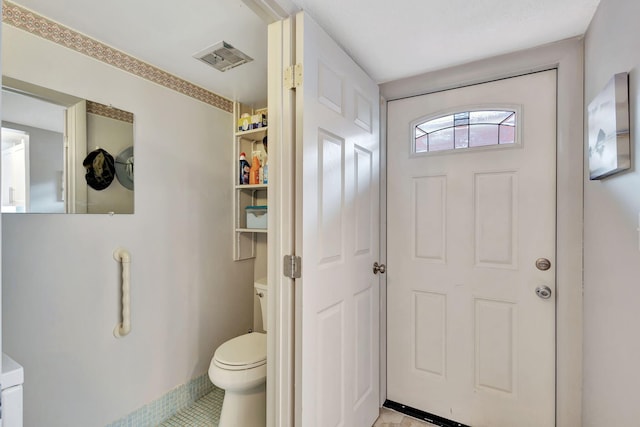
[414,109,517,153]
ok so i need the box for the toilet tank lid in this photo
[254,277,267,288]
[214,333,266,367]
[2,353,24,389]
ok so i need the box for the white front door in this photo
[386,70,557,427]
[293,11,381,427]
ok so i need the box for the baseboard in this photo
[106,373,216,426]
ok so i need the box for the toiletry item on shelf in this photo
[259,162,264,184]
[238,113,250,132]
[263,158,268,184]
[251,113,266,129]
[239,152,251,185]
[250,152,261,185]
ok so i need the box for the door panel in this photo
[318,129,344,265]
[387,70,557,427]
[294,11,380,427]
[413,175,447,262]
[474,171,517,268]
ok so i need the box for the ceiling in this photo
[7,0,601,108]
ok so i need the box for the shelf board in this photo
[236,228,268,234]
[235,184,268,190]
[235,127,268,138]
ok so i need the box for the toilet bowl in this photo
[209,278,268,427]
[1,353,24,427]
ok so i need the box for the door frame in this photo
[380,38,584,427]
[267,16,296,427]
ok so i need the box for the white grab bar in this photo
[113,248,131,338]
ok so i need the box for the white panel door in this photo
[294,11,380,427]
[387,71,557,427]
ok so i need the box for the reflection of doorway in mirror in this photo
[2,77,135,214]
[1,127,30,212]
[2,84,67,213]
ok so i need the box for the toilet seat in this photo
[213,332,266,371]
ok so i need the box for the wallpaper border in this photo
[2,0,234,113]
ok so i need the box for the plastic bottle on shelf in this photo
[263,157,268,184]
[250,152,261,185]
[259,161,264,184]
[239,152,250,185]
[239,113,250,132]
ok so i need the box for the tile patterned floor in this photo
[159,393,433,427]
[159,388,224,426]
[373,407,438,427]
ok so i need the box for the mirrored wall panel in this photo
[1,77,134,214]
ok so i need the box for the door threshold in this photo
[383,400,470,427]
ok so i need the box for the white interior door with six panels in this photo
[294,11,381,427]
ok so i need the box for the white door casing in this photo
[386,71,557,426]
[267,16,296,427]
[293,11,381,427]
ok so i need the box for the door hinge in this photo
[283,255,302,279]
[284,64,303,90]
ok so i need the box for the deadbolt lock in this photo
[535,258,551,271]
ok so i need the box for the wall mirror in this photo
[1,77,134,214]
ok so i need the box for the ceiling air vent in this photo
[194,41,253,72]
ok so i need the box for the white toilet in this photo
[209,277,268,427]
[1,353,24,427]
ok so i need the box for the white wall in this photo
[583,0,640,425]
[1,26,255,427]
